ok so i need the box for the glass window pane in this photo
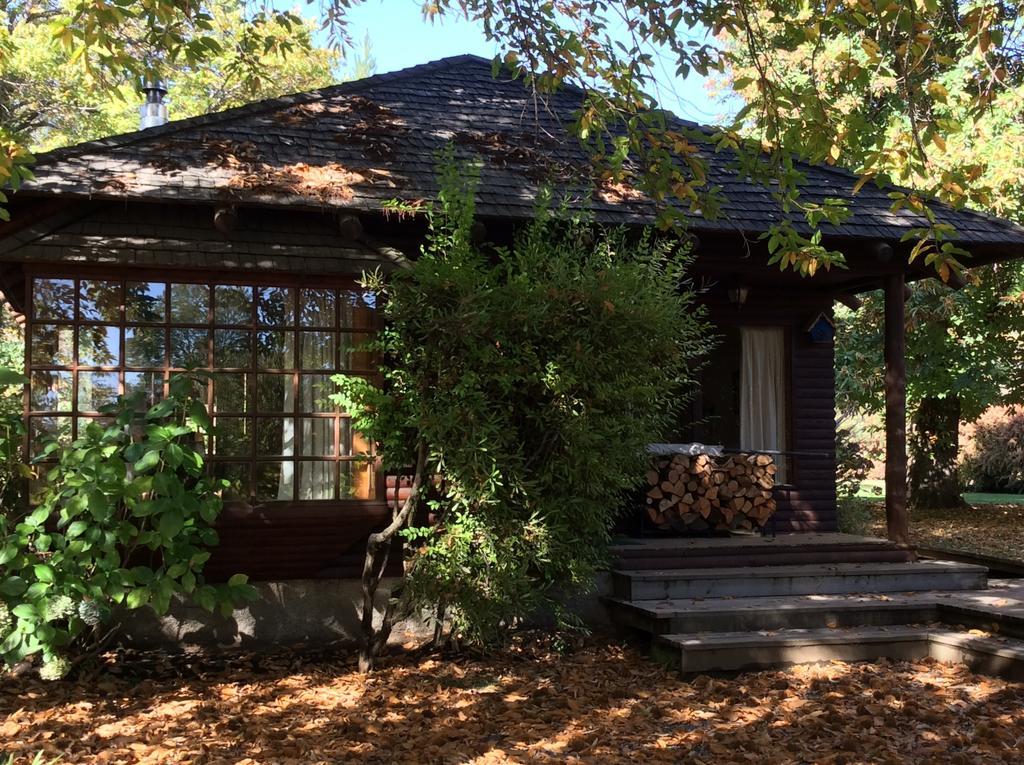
[340,290,376,329]
[214,285,253,325]
[170,329,209,368]
[213,373,249,413]
[125,326,165,367]
[29,416,71,458]
[213,462,252,502]
[340,420,372,457]
[79,280,120,322]
[77,371,119,411]
[300,418,335,456]
[256,374,291,413]
[212,417,251,457]
[258,287,294,326]
[340,460,373,500]
[340,332,375,371]
[299,331,335,369]
[256,462,294,502]
[125,372,164,408]
[126,282,166,322]
[299,462,335,500]
[299,374,337,413]
[30,370,73,412]
[256,330,293,369]
[32,279,75,320]
[299,289,335,327]
[78,325,120,367]
[256,418,294,456]
[170,283,209,323]
[213,329,251,368]
[30,325,74,367]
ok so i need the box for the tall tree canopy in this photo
[720,2,1024,506]
[1,0,1021,280]
[1,0,343,153]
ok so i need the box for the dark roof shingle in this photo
[20,54,1024,249]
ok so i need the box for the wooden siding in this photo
[699,283,838,533]
[3,199,843,581]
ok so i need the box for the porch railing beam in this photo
[884,272,910,544]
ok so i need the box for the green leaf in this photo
[125,588,150,610]
[0,576,28,597]
[0,543,18,566]
[133,449,162,473]
[12,603,38,620]
[33,564,56,584]
[0,368,28,386]
[227,573,249,587]
[158,509,185,540]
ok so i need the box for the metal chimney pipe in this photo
[139,80,169,129]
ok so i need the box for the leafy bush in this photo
[835,418,878,500]
[0,368,30,512]
[837,497,875,536]
[0,373,257,679]
[962,408,1024,493]
[337,160,710,665]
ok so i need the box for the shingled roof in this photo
[18,54,1024,250]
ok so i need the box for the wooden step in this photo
[610,533,915,570]
[652,626,1024,678]
[604,593,940,635]
[612,561,988,601]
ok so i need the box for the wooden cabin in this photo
[3,55,1024,582]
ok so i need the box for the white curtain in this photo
[740,327,787,483]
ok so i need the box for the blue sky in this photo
[302,1,733,124]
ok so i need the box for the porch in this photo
[609,532,915,570]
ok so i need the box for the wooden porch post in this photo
[884,272,909,544]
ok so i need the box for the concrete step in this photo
[652,626,1024,678]
[604,593,940,635]
[612,561,988,601]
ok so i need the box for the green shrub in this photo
[962,408,1024,493]
[337,159,711,663]
[0,373,257,678]
[835,418,878,500]
[837,497,875,536]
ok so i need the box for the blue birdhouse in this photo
[807,313,835,344]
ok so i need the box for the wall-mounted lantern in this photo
[727,282,750,307]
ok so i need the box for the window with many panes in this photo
[26,275,378,503]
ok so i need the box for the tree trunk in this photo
[908,395,966,510]
[358,440,428,674]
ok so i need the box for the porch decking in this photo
[610,532,915,570]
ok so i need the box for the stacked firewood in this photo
[645,453,777,532]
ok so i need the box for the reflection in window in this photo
[170,329,209,368]
[78,325,120,367]
[30,371,72,412]
[77,371,119,411]
[215,285,253,325]
[26,277,376,503]
[79,281,120,322]
[33,279,75,321]
[30,325,74,366]
[126,326,165,367]
[126,282,166,322]
[170,283,209,323]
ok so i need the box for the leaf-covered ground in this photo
[866,501,1024,560]
[3,641,1023,764]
